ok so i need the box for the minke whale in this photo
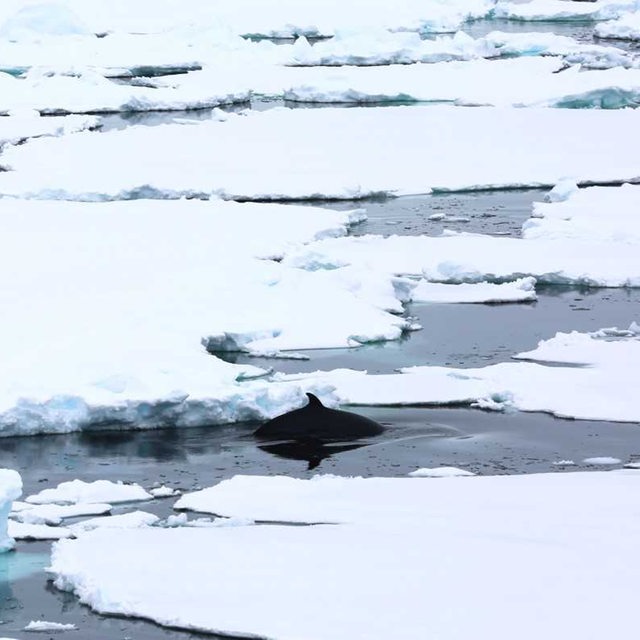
[254,392,384,441]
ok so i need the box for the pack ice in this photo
[2,106,640,201]
[49,471,640,640]
[0,469,22,552]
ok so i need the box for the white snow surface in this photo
[8,520,72,540]
[51,471,640,640]
[2,106,640,201]
[24,621,77,632]
[0,112,97,148]
[282,57,640,108]
[0,469,22,552]
[69,511,159,534]
[0,0,494,39]
[278,326,640,422]
[412,277,537,303]
[11,502,111,526]
[0,198,412,435]
[287,29,634,68]
[596,10,640,40]
[494,0,640,22]
[526,182,640,243]
[583,456,622,465]
[26,480,151,505]
[0,68,253,115]
[408,466,476,477]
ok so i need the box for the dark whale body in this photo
[254,393,384,441]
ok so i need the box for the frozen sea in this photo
[1,2,640,638]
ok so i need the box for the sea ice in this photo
[50,471,640,640]
[525,182,640,243]
[583,457,622,465]
[8,521,73,540]
[0,469,22,552]
[408,466,476,477]
[278,326,640,422]
[596,10,640,40]
[12,503,112,526]
[2,106,640,201]
[284,231,640,287]
[0,112,97,149]
[23,621,77,632]
[411,277,537,304]
[26,480,151,505]
[494,0,639,22]
[287,29,633,69]
[282,57,640,108]
[0,67,253,114]
[0,0,493,39]
[70,511,159,534]
[0,198,410,435]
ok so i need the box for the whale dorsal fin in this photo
[306,392,324,409]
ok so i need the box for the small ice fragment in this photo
[552,460,576,466]
[428,213,446,221]
[623,462,640,469]
[24,620,77,631]
[150,486,181,498]
[409,467,475,478]
[583,457,621,465]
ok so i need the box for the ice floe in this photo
[411,277,537,303]
[0,0,495,39]
[526,181,640,243]
[26,480,151,505]
[2,106,640,201]
[408,466,476,477]
[284,231,640,287]
[283,57,640,107]
[0,112,97,148]
[12,503,112,526]
[69,511,159,534]
[0,198,409,435]
[280,326,640,422]
[494,0,639,22]
[596,10,640,40]
[0,67,253,115]
[8,521,73,540]
[0,469,22,552]
[51,471,640,639]
[583,456,622,464]
[23,621,77,632]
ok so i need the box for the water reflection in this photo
[258,437,368,470]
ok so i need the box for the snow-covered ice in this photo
[26,480,151,505]
[0,0,495,39]
[284,230,640,287]
[411,277,537,304]
[279,325,640,422]
[494,0,639,22]
[282,57,640,108]
[149,486,181,498]
[69,511,159,534]
[0,112,97,148]
[596,10,640,40]
[0,197,412,435]
[23,621,77,632]
[0,68,253,115]
[8,521,72,541]
[408,466,476,477]
[11,503,111,526]
[51,471,640,640]
[583,456,622,465]
[2,106,640,201]
[526,182,640,243]
[0,469,22,552]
